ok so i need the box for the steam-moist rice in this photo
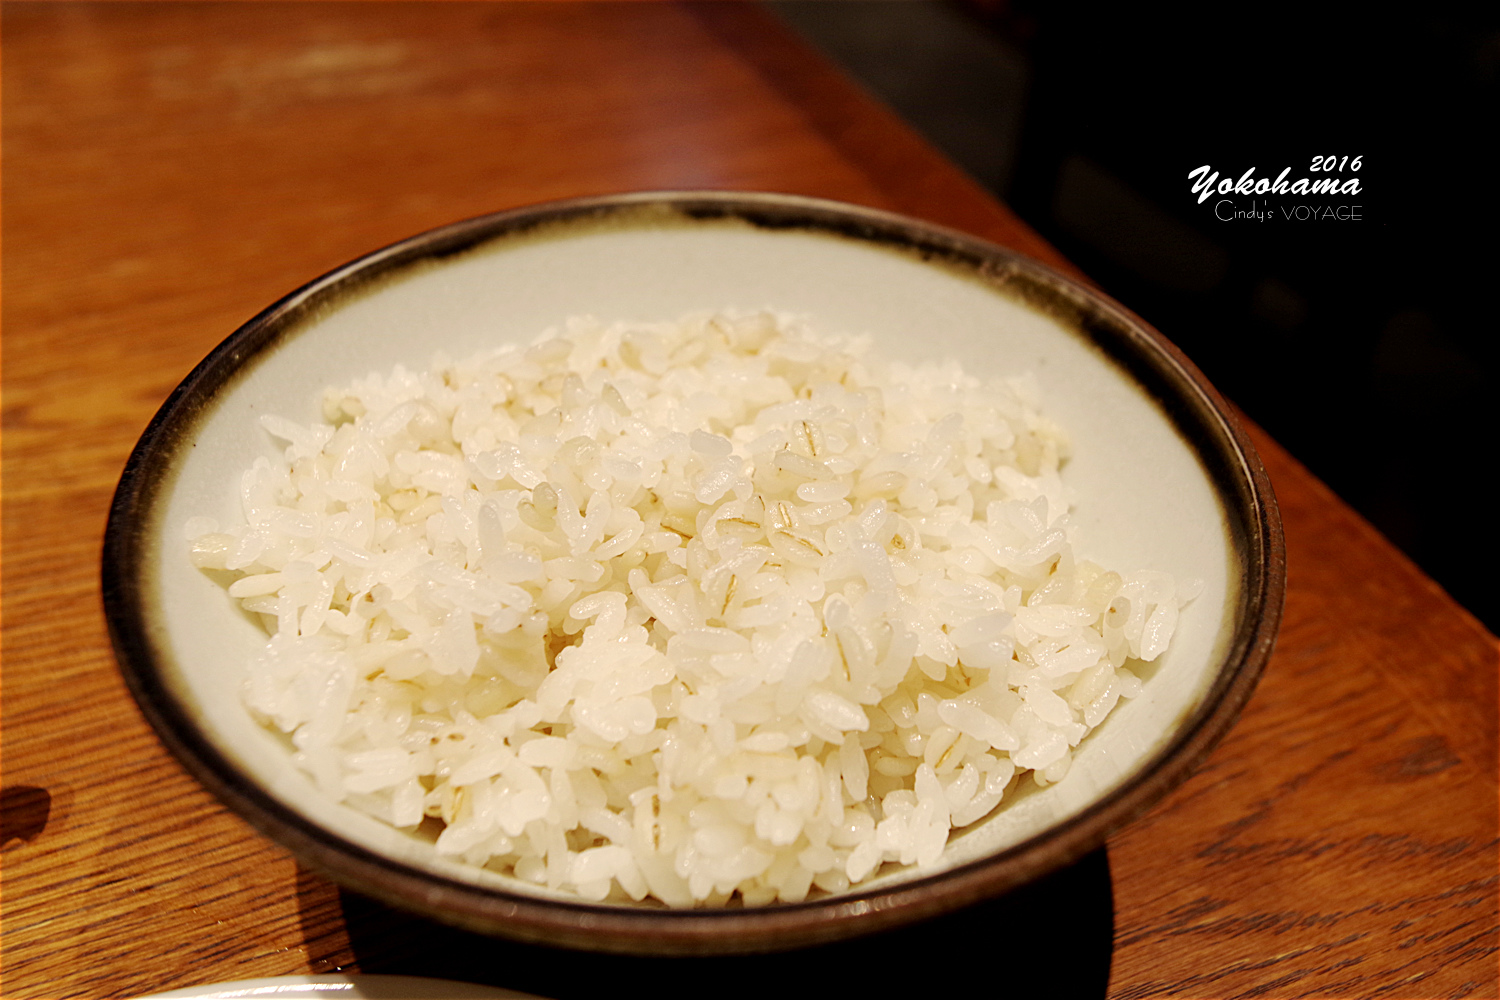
[189,311,1186,906]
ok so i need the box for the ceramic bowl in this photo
[103,191,1283,954]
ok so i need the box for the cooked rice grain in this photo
[191,311,1183,906]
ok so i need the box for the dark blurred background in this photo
[768,1,1498,632]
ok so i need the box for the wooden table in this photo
[3,5,1495,998]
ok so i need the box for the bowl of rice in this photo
[104,191,1283,954]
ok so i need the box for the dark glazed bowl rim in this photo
[103,190,1284,955]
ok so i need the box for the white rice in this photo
[189,310,1185,906]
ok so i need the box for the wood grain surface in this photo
[2,4,1495,999]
